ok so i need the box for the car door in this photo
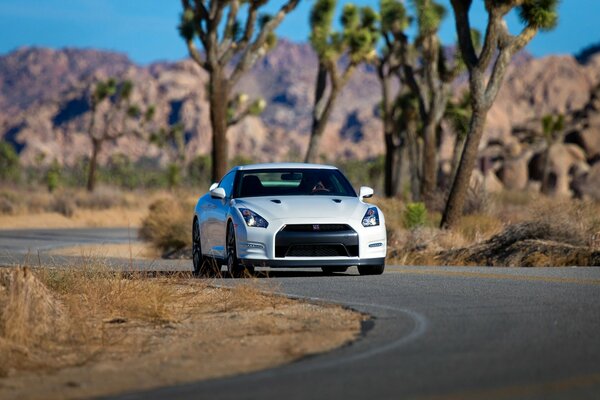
[205,171,236,258]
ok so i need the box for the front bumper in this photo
[240,257,385,268]
[233,216,386,268]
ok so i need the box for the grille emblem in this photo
[312,224,320,231]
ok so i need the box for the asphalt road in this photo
[1,228,600,400]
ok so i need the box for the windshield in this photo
[234,168,357,198]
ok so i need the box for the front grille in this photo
[284,244,348,257]
[275,224,359,258]
[275,244,359,258]
[282,224,352,232]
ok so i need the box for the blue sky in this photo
[0,0,597,64]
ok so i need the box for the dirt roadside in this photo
[0,267,365,400]
[0,208,146,230]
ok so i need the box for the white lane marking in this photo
[282,294,429,370]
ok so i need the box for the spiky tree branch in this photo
[179,0,301,182]
[441,0,559,229]
[305,0,379,163]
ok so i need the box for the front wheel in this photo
[357,264,385,276]
[192,219,220,277]
[192,219,205,276]
[226,223,253,278]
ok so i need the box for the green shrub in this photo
[404,202,427,230]
[0,141,20,182]
[166,163,182,189]
[46,160,61,193]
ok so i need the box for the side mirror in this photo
[359,186,374,200]
[209,182,218,191]
[210,187,226,199]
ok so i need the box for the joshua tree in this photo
[179,0,300,182]
[304,0,379,163]
[86,78,154,192]
[444,91,472,184]
[375,0,470,200]
[376,0,409,198]
[398,0,468,204]
[441,0,559,229]
[540,113,565,194]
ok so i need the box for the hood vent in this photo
[270,199,281,204]
[332,199,342,203]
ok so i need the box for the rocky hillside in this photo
[1,41,600,196]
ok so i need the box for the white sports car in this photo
[192,163,386,277]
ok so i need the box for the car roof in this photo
[235,163,338,171]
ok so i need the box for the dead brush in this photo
[0,267,69,347]
[139,194,196,255]
[38,262,181,324]
[73,187,126,210]
[0,262,202,377]
[213,280,282,313]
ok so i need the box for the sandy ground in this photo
[0,275,364,400]
[0,208,146,230]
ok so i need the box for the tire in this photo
[358,263,385,276]
[192,219,220,277]
[321,266,349,274]
[226,223,252,278]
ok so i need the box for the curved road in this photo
[1,228,600,399]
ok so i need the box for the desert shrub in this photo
[531,198,600,246]
[0,141,20,183]
[0,191,19,215]
[463,187,489,215]
[104,153,138,189]
[456,213,503,242]
[74,187,124,210]
[404,202,427,230]
[52,193,76,217]
[139,196,194,254]
[336,156,384,193]
[166,163,182,189]
[0,197,15,215]
[187,155,211,187]
[46,160,61,193]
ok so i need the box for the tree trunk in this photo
[406,118,422,202]
[440,105,487,229]
[450,132,467,186]
[209,70,229,182]
[540,144,553,195]
[86,139,101,192]
[421,116,438,203]
[384,131,404,198]
[305,63,331,164]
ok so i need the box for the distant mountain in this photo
[575,42,600,64]
[0,41,599,172]
[0,47,136,113]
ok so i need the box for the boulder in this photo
[545,143,589,197]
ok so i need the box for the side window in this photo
[218,171,236,198]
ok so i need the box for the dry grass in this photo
[0,187,191,229]
[48,243,159,260]
[0,263,364,399]
[375,193,600,267]
[139,193,196,255]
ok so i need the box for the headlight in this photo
[239,208,269,228]
[362,207,380,227]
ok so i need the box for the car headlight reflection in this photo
[239,208,269,228]
[362,207,380,227]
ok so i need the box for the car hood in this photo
[233,196,368,221]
